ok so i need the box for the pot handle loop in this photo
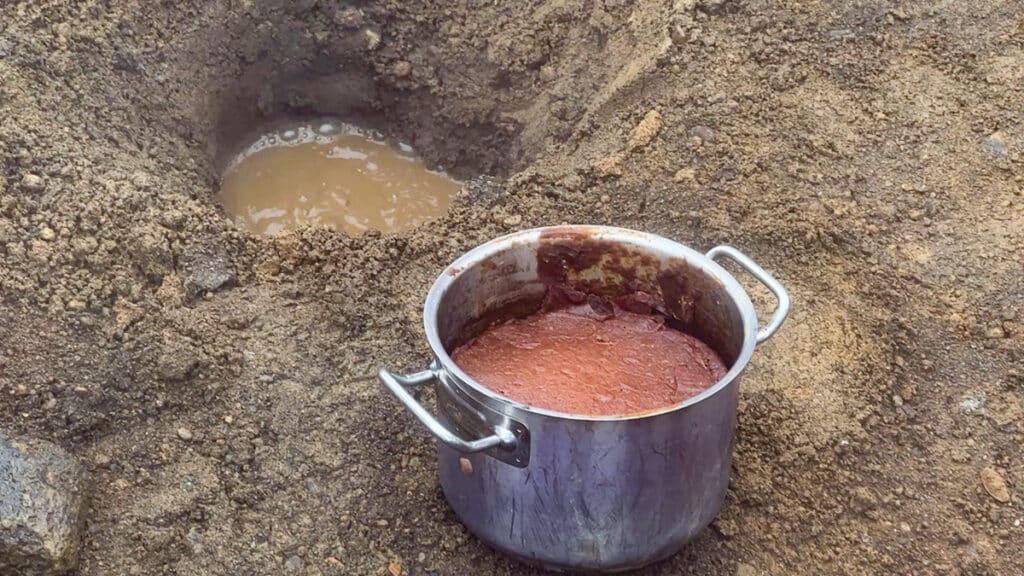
[706,245,790,344]
[378,367,517,453]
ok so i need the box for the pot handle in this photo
[378,367,517,453]
[706,245,790,343]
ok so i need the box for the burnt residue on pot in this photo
[535,229,704,322]
[445,295,547,351]
[443,227,738,369]
[536,228,662,297]
[657,261,699,325]
[532,228,742,367]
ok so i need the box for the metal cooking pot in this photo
[379,226,789,572]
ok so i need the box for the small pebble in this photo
[986,325,1006,339]
[284,555,303,572]
[688,125,717,144]
[981,467,1011,503]
[21,173,45,191]
[627,110,662,150]
[503,214,523,226]
[364,29,381,51]
[176,427,194,441]
[985,131,1008,157]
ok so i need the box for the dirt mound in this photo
[1,1,1021,574]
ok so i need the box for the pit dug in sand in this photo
[220,121,461,236]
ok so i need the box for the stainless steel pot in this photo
[379,226,789,572]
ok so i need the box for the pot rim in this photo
[423,225,759,422]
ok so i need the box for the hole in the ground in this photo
[219,119,462,236]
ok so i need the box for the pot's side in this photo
[437,376,739,573]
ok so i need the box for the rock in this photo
[502,214,522,226]
[628,110,663,150]
[284,555,303,572]
[0,432,89,576]
[959,395,985,414]
[39,227,55,241]
[183,240,235,300]
[981,467,1010,503]
[984,131,1007,157]
[364,29,381,51]
[688,125,717,144]
[21,173,45,191]
[176,427,194,442]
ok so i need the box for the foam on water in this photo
[220,121,461,236]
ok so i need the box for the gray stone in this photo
[688,125,717,144]
[183,239,235,300]
[284,555,303,571]
[984,131,1008,158]
[1,432,89,576]
[21,173,45,192]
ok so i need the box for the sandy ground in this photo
[1,1,1022,574]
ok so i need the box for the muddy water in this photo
[220,123,461,236]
